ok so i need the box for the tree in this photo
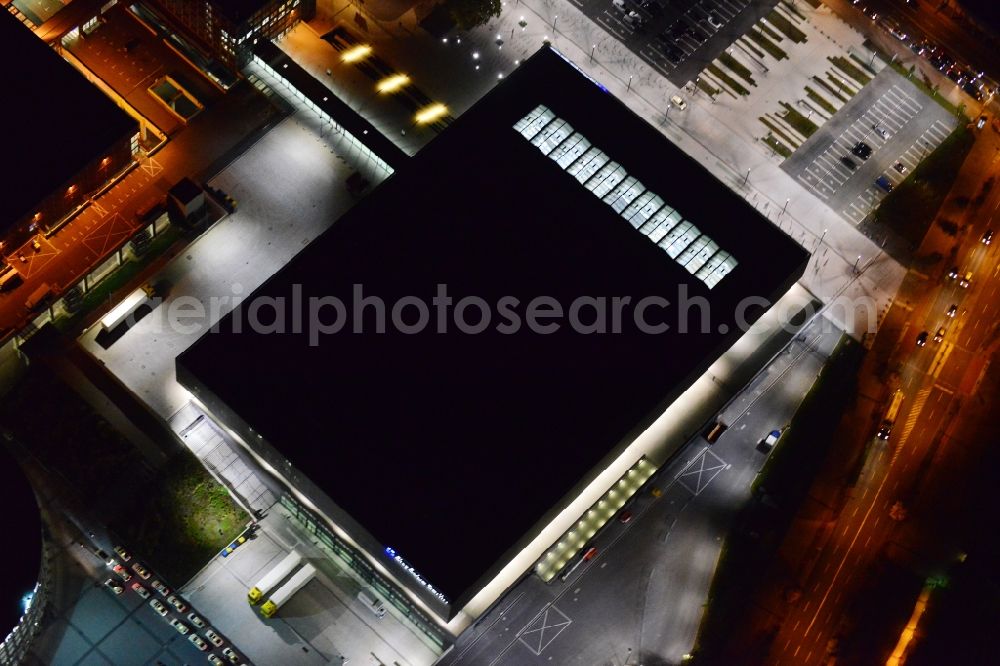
[446,0,501,30]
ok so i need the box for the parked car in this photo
[205,629,225,647]
[840,156,858,170]
[113,546,131,562]
[707,12,723,29]
[131,563,151,580]
[872,124,888,139]
[875,175,894,193]
[189,634,209,651]
[222,647,241,664]
[208,656,225,666]
[167,594,188,613]
[670,94,687,110]
[852,141,873,160]
[170,619,190,635]
[112,564,132,582]
[759,430,781,451]
[149,598,169,617]
[151,580,170,597]
[131,583,151,599]
[893,161,907,174]
[188,612,207,628]
[104,579,124,595]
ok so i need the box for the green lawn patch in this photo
[778,102,819,137]
[707,63,750,96]
[849,52,879,76]
[762,133,793,158]
[759,22,784,42]
[697,77,722,97]
[738,37,766,59]
[767,10,807,43]
[813,75,849,103]
[692,335,863,663]
[718,52,756,86]
[873,125,975,248]
[826,73,857,98]
[747,28,788,60]
[829,55,872,85]
[760,116,799,148]
[781,0,807,20]
[805,86,838,114]
[113,452,249,585]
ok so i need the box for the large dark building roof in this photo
[0,11,136,233]
[178,47,808,607]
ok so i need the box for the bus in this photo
[260,563,315,618]
[877,390,904,440]
[247,550,302,605]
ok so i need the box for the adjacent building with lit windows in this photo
[0,10,138,251]
[177,47,808,633]
[141,0,314,73]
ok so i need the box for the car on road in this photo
[960,271,972,288]
[707,12,723,29]
[151,580,170,597]
[840,156,858,170]
[113,546,131,562]
[189,634,209,651]
[222,647,241,663]
[104,579,124,595]
[916,331,928,346]
[208,655,225,666]
[131,583,151,599]
[188,612,206,628]
[863,6,878,20]
[618,509,633,523]
[205,629,224,647]
[946,304,957,317]
[948,266,959,279]
[872,124,888,139]
[982,229,993,245]
[934,327,946,343]
[167,594,188,613]
[149,598,169,617]
[582,546,599,561]
[977,115,988,129]
[131,563,151,580]
[851,141,873,160]
[670,94,687,110]
[893,161,907,174]
[112,564,131,582]
[759,430,781,451]
[170,619,190,635]
[875,175,894,193]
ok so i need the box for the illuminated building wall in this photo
[142,0,315,72]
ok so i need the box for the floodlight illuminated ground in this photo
[341,44,372,63]
[376,73,410,94]
[415,103,448,124]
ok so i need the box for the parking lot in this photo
[781,68,957,223]
[570,0,781,85]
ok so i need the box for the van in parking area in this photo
[0,268,22,292]
[357,589,387,618]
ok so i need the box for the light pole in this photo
[783,198,790,214]
[853,255,861,274]
[817,227,827,252]
[743,168,750,186]
[627,74,633,93]
[552,14,558,31]
[591,44,596,63]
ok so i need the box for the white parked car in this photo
[670,94,687,110]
